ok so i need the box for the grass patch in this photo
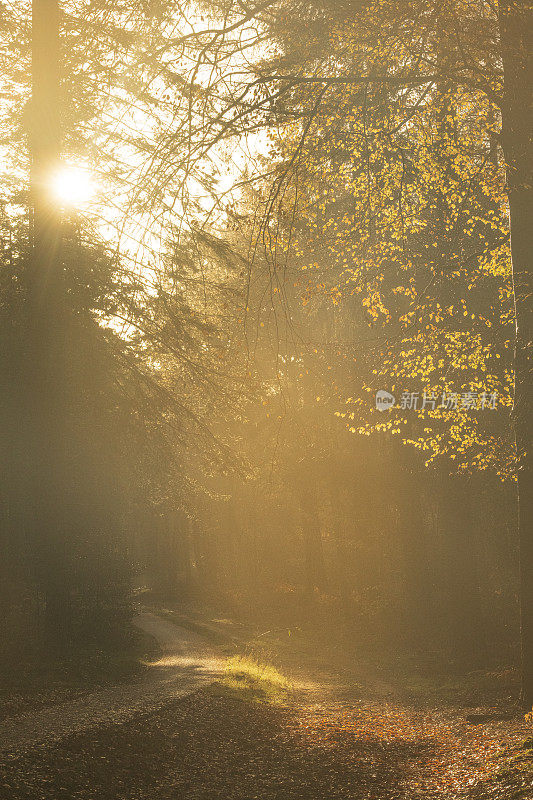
[213,655,292,704]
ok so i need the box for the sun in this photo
[50,165,96,208]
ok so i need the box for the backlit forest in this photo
[0,4,532,796]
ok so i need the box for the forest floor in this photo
[1,608,533,799]
[0,615,161,723]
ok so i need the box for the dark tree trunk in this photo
[396,450,436,647]
[329,483,352,611]
[30,0,61,283]
[442,473,485,668]
[182,515,194,592]
[499,0,533,707]
[27,0,70,646]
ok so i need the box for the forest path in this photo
[0,612,223,755]
[1,612,532,798]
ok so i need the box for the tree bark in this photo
[499,0,533,706]
[30,0,61,288]
[396,449,436,647]
[27,0,70,646]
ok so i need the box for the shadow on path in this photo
[0,690,439,800]
[0,613,223,754]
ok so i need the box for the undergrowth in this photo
[212,655,292,704]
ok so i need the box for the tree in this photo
[498,0,533,708]
[0,0,256,643]
[25,0,68,642]
[215,0,531,703]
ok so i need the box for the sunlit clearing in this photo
[50,166,96,208]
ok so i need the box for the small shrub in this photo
[218,655,291,703]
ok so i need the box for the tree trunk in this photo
[499,0,533,707]
[442,473,485,668]
[27,0,70,646]
[396,449,436,647]
[298,488,327,593]
[30,0,61,285]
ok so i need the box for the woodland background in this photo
[0,0,530,700]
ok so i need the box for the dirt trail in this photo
[1,612,532,798]
[0,612,222,754]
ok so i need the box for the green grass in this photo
[213,654,292,704]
